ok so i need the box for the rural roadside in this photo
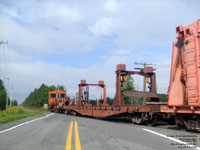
[0,106,50,132]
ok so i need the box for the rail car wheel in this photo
[168,117,175,125]
[50,106,54,112]
[71,111,78,116]
[145,115,157,126]
[175,116,187,131]
[65,109,68,114]
[175,115,200,131]
[132,114,143,125]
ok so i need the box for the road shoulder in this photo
[0,111,50,132]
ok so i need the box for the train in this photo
[48,20,200,132]
[160,20,200,131]
[48,90,67,112]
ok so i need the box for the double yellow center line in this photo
[65,121,81,150]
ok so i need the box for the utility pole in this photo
[0,40,8,77]
[0,41,8,44]
[10,86,13,107]
[1,38,9,109]
[134,62,156,101]
[5,77,10,109]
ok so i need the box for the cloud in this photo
[104,0,118,11]
[41,2,81,22]
[111,49,131,56]
[0,1,97,54]
[88,17,118,37]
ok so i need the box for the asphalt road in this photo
[0,113,199,150]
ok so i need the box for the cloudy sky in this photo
[0,0,199,103]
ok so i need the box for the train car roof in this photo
[49,90,66,94]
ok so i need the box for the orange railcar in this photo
[48,90,67,112]
[161,20,200,131]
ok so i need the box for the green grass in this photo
[23,106,48,111]
[0,106,42,125]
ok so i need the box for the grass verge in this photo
[0,106,42,125]
[23,106,48,111]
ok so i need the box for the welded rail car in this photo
[161,20,200,131]
[64,64,164,127]
[51,20,200,132]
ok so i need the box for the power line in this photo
[10,86,13,107]
[0,40,9,78]
[0,38,12,109]
[134,62,156,66]
[0,35,8,42]
[0,44,2,78]
[5,77,10,109]
[3,44,9,77]
[0,41,8,44]
[6,44,12,78]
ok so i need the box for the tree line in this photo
[89,97,114,106]
[22,84,65,107]
[0,79,18,110]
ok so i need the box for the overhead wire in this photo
[0,42,2,79]
[0,35,7,41]
[0,35,12,91]
[6,43,12,78]
[3,43,10,78]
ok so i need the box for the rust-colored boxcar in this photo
[161,20,200,131]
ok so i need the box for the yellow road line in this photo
[75,121,81,150]
[66,121,73,150]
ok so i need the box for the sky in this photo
[0,0,199,104]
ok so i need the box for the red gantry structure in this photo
[65,65,163,126]
[76,80,108,107]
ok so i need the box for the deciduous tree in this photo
[0,79,6,110]
[121,75,136,105]
[11,99,18,106]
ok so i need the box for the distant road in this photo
[0,113,199,150]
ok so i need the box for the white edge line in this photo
[0,113,54,134]
[143,128,200,150]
